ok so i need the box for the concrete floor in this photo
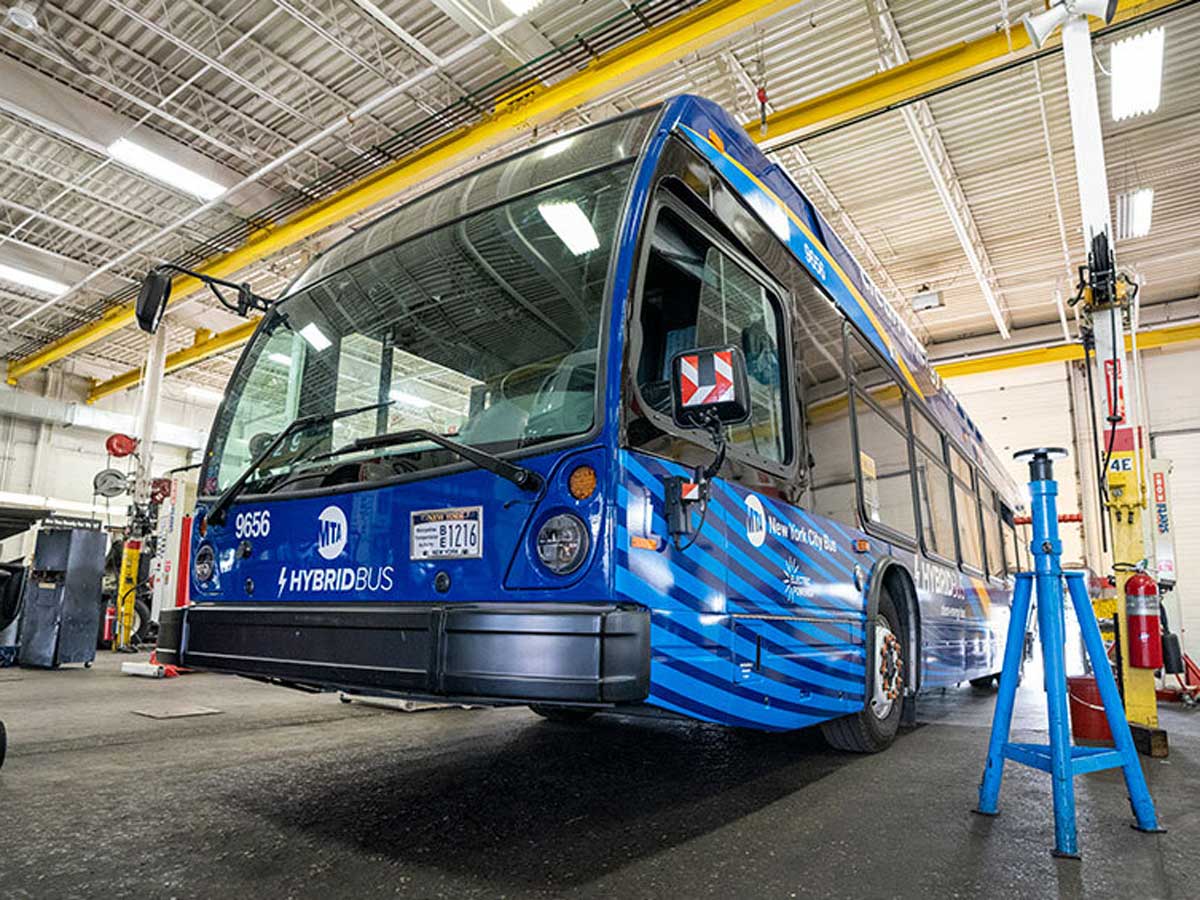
[1,653,1197,900]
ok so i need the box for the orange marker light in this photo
[568,465,597,500]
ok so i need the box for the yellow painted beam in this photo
[6,0,802,386]
[935,322,1200,380]
[87,318,260,403]
[751,0,1186,145]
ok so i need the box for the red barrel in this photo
[1067,676,1113,743]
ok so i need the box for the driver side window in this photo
[635,206,789,465]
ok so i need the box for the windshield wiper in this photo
[206,400,392,525]
[340,428,542,492]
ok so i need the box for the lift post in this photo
[1042,2,1164,751]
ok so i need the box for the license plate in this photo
[410,506,483,560]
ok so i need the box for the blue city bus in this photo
[157,95,1026,751]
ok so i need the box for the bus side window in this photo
[632,205,790,466]
[983,487,1005,579]
[847,334,915,540]
[1001,510,1019,575]
[951,448,985,572]
[915,444,955,560]
[695,245,789,464]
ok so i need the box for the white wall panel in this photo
[1144,343,1200,660]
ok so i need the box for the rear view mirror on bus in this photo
[135,267,172,334]
[669,345,751,429]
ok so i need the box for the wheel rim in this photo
[871,615,904,720]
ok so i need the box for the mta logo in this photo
[317,505,348,560]
[744,494,766,548]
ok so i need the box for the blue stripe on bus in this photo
[650,624,846,721]
[615,549,864,695]
[614,494,862,651]
[622,454,860,611]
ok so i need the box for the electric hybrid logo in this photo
[274,503,393,597]
[744,494,766,547]
[317,505,347,560]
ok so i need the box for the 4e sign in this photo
[1109,457,1133,472]
[234,509,271,538]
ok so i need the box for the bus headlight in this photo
[194,544,215,583]
[536,513,589,575]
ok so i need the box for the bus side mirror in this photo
[135,267,172,334]
[669,345,751,430]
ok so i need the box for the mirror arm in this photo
[153,263,274,313]
[699,412,727,482]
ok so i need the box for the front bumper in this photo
[156,602,650,704]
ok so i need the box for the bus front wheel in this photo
[821,590,905,753]
[528,705,596,724]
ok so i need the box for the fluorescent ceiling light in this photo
[185,384,225,403]
[299,322,332,351]
[107,138,226,200]
[1110,27,1165,121]
[267,352,293,367]
[538,201,599,256]
[911,288,944,312]
[0,262,68,296]
[501,0,544,15]
[1116,188,1154,239]
[389,389,431,409]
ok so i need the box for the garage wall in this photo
[1143,343,1200,660]
[0,370,219,561]
[945,341,1200,661]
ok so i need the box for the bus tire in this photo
[0,719,6,770]
[970,675,998,690]
[528,705,596,724]
[821,589,905,753]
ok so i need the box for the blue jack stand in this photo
[975,447,1162,858]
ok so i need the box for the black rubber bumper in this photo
[156,602,650,704]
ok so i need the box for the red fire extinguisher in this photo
[1125,570,1162,669]
[102,604,116,644]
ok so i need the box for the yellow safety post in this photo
[114,538,141,651]
[1085,281,1165,755]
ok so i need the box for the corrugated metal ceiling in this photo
[0,0,1196,404]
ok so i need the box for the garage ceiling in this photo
[0,0,1196,401]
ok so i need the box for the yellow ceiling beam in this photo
[87,317,260,403]
[935,322,1200,380]
[15,0,1186,393]
[6,0,802,387]
[750,0,1185,146]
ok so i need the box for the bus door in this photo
[640,200,809,709]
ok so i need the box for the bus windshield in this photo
[202,158,638,496]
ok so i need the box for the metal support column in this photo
[133,325,168,506]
